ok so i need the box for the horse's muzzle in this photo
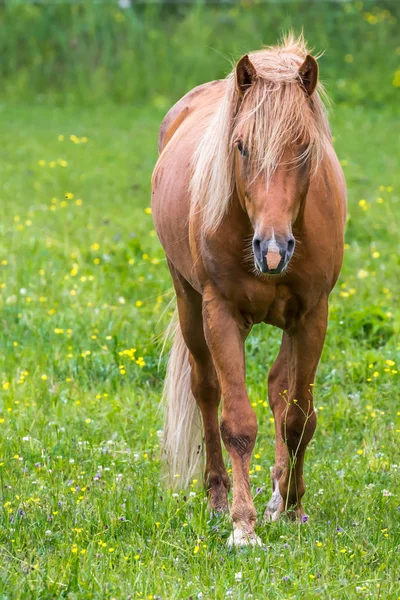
[252,234,295,274]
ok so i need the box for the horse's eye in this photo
[237,141,248,157]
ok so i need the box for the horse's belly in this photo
[152,164,201,292]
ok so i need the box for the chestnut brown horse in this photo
[151,35,346,546]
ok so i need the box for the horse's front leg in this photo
[275,298,328,520]
[202,287,260,547]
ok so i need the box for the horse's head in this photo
[233,51,320,275]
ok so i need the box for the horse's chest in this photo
[240,282,301,331]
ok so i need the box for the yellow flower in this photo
[90,242,100,251]
[255,465,261,471]
[136,300,143,307]
[358,199,368,211]
[372,251,380,259]
[65,192,74,200]
[41,374,47,381]
[193,545,199,554]
[108,548,115,553]
[392,69,400,88]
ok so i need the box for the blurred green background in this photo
[1,0,399,107]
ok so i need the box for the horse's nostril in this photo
[253,237,261,256]
[287,237,295,254]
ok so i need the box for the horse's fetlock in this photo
[206,471,230,492]
[232,505,257,527]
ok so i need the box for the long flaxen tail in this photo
[162,311,203,488]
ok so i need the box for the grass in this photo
[0,100,399,599]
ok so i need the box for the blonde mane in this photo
[190,34,331,233]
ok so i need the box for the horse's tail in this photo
[162,311,203,488]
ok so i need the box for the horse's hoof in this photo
[207,495,229,514]
[208,505,229,517]
[207,481,230,514]
[263,508,281,523]
[227,528,262,548]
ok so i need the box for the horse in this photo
[151,35,347,546]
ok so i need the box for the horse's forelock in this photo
[190,35,331,234]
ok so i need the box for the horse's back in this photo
[158,80,226,154]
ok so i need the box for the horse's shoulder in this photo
[158,80,226,154]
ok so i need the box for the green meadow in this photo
[0,2,399,598]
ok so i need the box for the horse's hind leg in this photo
[264,333,289,521]
[265,301,327,521]
[171,266,230,511]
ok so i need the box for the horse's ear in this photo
[298,54,318,96]
[235,54,257,97]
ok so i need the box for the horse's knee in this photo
[220,405,258,457]
[281,406,316,454]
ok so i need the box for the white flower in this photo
[235,572,242,582]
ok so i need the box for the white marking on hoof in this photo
[264,508,281,522]
[264,478,283,522]
[227,528,262,548]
